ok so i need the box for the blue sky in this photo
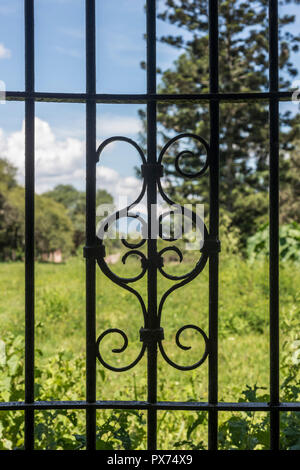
[0,0,299,206]
[0,0,182,206]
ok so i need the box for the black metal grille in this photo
[2,0,300,452]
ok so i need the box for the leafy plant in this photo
[0,254,299,450]
[247,222,300,263]
[75,411,146,450]
[173,412,207,450]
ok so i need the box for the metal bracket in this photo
[200,238,221,254]
[83,245,106,259]
[140,255,164,269]
[141,163,164,181]
[140,327,165,344]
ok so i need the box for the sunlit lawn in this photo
[1,253,298,407]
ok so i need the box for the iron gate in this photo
[2,0,300,451]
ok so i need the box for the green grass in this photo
[0,254,299,449]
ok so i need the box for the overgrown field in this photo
[0,254,299,450]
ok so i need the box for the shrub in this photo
[247,222,300,263]
[1,323,300,450]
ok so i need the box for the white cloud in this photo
[1,118,142,205]
[0,43,11,59]
[96,166,143,207]
[3,118,84,188]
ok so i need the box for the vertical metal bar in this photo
[208,0,219,451]
[24,0,35,451]
[24,0,35,452]
[269,0,280,451]
[146,0,158,451]
[85,0,97,451]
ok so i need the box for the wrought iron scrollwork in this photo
[91,133,218,372]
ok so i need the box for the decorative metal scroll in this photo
[88,134,220,373]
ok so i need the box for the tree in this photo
[280,137,300,224]
[0,188,24,260]
[0,158,18,191]
[44,185,114,251]
[139,0,300,245]
[35,195,74,258]
[0,161,75,260]
[43,184,81,210]
[0,159,23,259]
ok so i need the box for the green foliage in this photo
[218,296,300,450]
[217,380,300,450]
[43,184,86,251]
[280,138,300,225]
[0,171,114,259]
[0,158,17,191]
[0,186,25,260]
[44,184,114,252]
[0,335,24,403]
[137,0,300,245]
[247,222,300,263]
[0,255,299,449]
[0,162,76,260]
[35,195,74,257]
[219,210,242,255]
[0,160,24,259]
[173,412,207,450]
[0,333,85,449]
[0,332,147,450]
[0,335,25,450]
[37,288,70,322]
[1,323,299,450]
[75,411,146,450]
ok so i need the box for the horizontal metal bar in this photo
[5,91,294,104]
[0,401,300,412]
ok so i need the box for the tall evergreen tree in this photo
[139,0,300,243]
[280,137,300,224]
